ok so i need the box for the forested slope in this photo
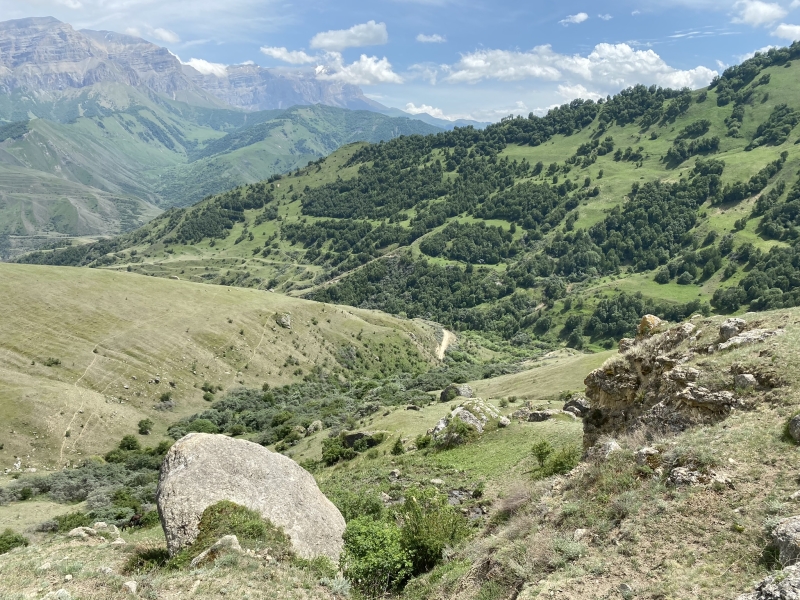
[19,43,800,352]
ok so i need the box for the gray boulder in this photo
[735,373,758,390]
[773,516,800,566]
[156,433,345,560]
[563,394,590,417]
[440,383,473,402]
[787,415,800,444]
[190,534,243,568]
[736,564,800,600]
[720,318,747,342]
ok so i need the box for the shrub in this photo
[391,438,405,456]
[415,434,432,450]
[169,501,292,569]
[0,529,29,554]
[138,419,154,435]
[341,517,411,598]
[119,435,141,451]
[322,436,357,466]
[52,511,93,532]
[185,419,219,434]
[433,418,477,450]
[531,439,554,468]
[399,486,469,575]
[539,444,581,477]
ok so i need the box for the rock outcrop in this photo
[156,433,345,560]
[584,320,737,449]
[772,516,800,566]
[430,399,508,445]
[563,393,590,417]
[736,564,800,599]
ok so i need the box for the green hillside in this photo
[25,44,800,353]
[0,85,441,254]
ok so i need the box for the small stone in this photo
[97,566,113,575]
[619,583,633,595]
[573,528,588,542]
[789,491,800,501]
[68,526,96,538]
[41,590,72,600]
[38,562,51,571]
[430,479,444,486]
[380,492,392,503]
[123,580,137,595]
[635,447,660,467]
[389,469,401,480]
[111,537,127,546]
[64,574,72,582]
[498,416,510,427]
[787,415,800,444]
[93,522,108,530]
[734,374,758,390]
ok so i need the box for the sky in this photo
[2,0,800,122]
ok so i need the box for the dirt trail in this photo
[437,329,456,360]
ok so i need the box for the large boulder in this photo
[736,564,800,600]
[773,516,800,566]
[788,415,800,444]
[430,399,503,445]
[156,433,345,560]
[720,318,747,342]
[563,393,590,417]
[440,383,474,402]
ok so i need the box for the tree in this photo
[137,419,154,435]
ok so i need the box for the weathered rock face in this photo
[563,394,590,417]
[736,564,800,600]
[583,321,747,449]
[430,399,506,445]
[636,314,663,339]
[156,433,345,560]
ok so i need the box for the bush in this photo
[391,438,405,456]
[119,435,141,451]
[415,434,432,450]
[0,529,29,554]
[539,444,581,477]
[340,517,412,598]
[138,419,154,435]
[169,501,292,569]
[321,436,358,466]
[433,418,478,450]
[399,486,469,575]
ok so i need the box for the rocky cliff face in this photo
[184,63,378,111]
[582,316,783,449]
[0,17,373,113]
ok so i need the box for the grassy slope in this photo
[0,263,440,469]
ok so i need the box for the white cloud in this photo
[632,10,641,15]
[772,22,800,38]
[416,33,446,43]
[732,0,787,26]
[598,14,613,20]
[124,27,141,37]
[557,83,603,101]
[405,102,459,120]
[152,27,180,44]
[310,20,388,52]
[444,43,717,90]
[260,46,317,64]
[560,12,589,25]
[792,0,800,8]
[736,44,778,61]
[55,0,82,7]
[182,57,228,76]
[317,54,403,85]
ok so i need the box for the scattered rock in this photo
[790,491,800,502]
[97,566,114,575]
[585,439,622,462]
[306,420,323,435]
[41,590,71,600]
[511,408,531,420]
[718,329,783,352]
[440,383,473,402]
[380,492,392,503]
[734,373,758,390]
[497,416,510,428]
[430,399,505,446]
[772,516,800,566]
[63,574,72,582]
[68,526,96,539]
[573,528,588,542]
[123,581,137,595]
[619,338,636,353]
[719,318,747,342]
[635,447,660,468]
[156,433,346,560]
[668,467,732,488]
[190,535,243,568]
[93,521,108,529]
[275,313,292,329]
[563,394,590,417]
[388,469,401,480]
[430,478,444,486]
[787,415,800,444]
[735,564,800,600]
[636,315,663,338]
[111,537,127,546]
[405,405,421,411]
[528,410,557,422]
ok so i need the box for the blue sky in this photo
[3,0,800,121]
